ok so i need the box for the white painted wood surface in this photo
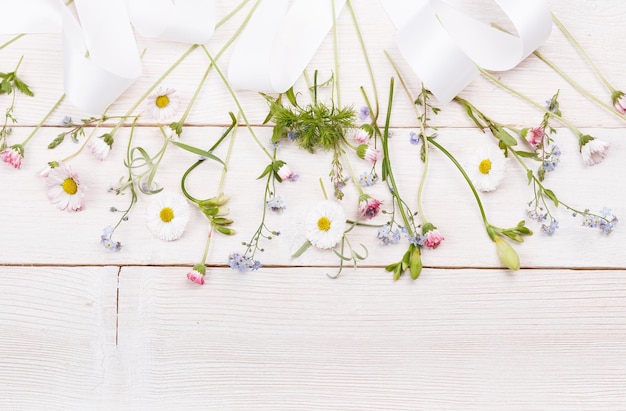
[1,0,626,409]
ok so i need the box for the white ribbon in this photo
[127,0,215,44]
[381,0,552,103]
[227,0,347,93]
[0,0,216,113]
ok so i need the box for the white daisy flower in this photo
[46,162,85,212]
[304,200,346,249]
[467,143,507,192]
[146,192,191,241]
[146,87,180,124]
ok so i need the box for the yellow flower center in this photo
[155,95,170,109]
[478,159,492,174]
[317,216,331,231]
[160,207,175,223]
[62,177,78,195]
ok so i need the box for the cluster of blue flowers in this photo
[541,220,559,236]
[527,209,549,222]
[101,226,122,252]
[377,224,402,245]
[228,252,262,272]
[542,145,561,172]
[582,208,618,235]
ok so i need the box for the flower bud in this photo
[494,236,520,270]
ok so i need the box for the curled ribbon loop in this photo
[0,0,216,113]
[62,0,142,114]
[127,0,215,44]
[382,0,552,103]
[228,0,347,93]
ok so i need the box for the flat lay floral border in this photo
[0,1,620,285]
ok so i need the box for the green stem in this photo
[340,149,365,197]
[21,93,66,147]
[478,67,584,137]
[347,0,378,119]
[381,77,413,235]
[533,50,624,120]
[199,231,213,265]
[110,44,198,137]
[331,0,341,107]
[552,13,615,93]
[202,47,272,160]
[0,34,24,51]
[427,137,489,228]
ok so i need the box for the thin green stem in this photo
[110,44,198,137]
[533,50,625,120]
[0,34,25,51]
[331,0,341,107]
[199,231,213,265]
[381,77,413,235]
[347,0,378,119]
[427,137,489,227]
[340,149,365,196]
[552,13,615,93]
[216,0,252,29]
[202,47,272,160]
[478,67,583,137]
[21,93,66,147]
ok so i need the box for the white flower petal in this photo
[304,200,346,249]
[145,192,191,241]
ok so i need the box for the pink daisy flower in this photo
[45,162,85,212]
[0,146,24,169]
[358,196,383,219]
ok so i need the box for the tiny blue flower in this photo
[409,131,421,145]
[60,115,72,127]
[540,220,559,236]
[287,131,298,141]
[358,106,370,121]
[266,195,286,213]
[359,171,378,187]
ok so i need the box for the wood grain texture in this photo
[118,266,626,410]
[0,266,122,410]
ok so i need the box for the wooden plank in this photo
[0,125,622,268]
[118,266,626,409]
[0,266,123,409]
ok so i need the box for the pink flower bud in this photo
[524,126,545,150]
[186,269,205,285]
[358,197,382,219]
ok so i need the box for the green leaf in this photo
[256,164,273,180]
[285,87,298,107]
[13,77,34,97]
[526,169,533,185]
[492,127,517,147]
[333,250,352,261]
[515,150,539,160]
[543,188,559,207]
[170,141,225,167]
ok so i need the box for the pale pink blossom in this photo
[0,146,23,169]
[613,92,626,114]
[45,162,85,212]
[358,197,382,219]
[186,269,205,285]
[87,137,111,161]
[581,138,610,166]
[352,129,370,144]
[357,144,381,163]
[525,126,545,150]
[422,229,444,249]
[277,163,299,181]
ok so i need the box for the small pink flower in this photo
[525,126,545,150]
[187,269,205,285]
[352,129,370,144]
[422,229,444,249]
[0,146,24,169]
[277,163,299,181]
[357,144,381,164]
[87,137,111,161]
[581,137,610,166]
[612,91,626,114]
[358,197,382,219]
